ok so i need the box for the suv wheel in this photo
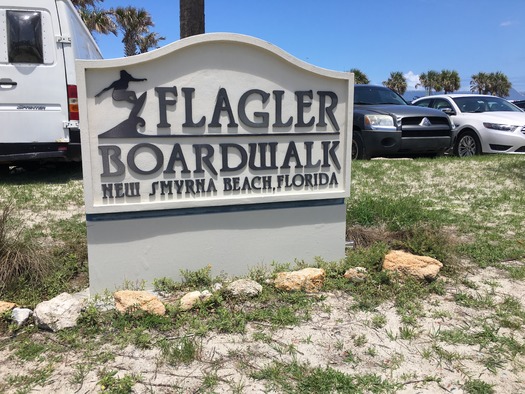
[352,134,368,160]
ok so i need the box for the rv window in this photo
[7,11,44,64]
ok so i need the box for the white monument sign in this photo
[76,34,354,293]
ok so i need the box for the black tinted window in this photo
[354,86,406,105]
[7,11,43,64]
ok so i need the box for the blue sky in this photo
[95,0,525,93]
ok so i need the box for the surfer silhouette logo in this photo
[96,70,148,138]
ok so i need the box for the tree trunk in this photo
[180,0,204,39]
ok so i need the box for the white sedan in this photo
[412,94,525,157]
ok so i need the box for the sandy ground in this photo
[1,262,524,393]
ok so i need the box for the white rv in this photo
[0,0,102,171]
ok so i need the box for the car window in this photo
[486,98,519,112]
[454,97,486,113]
[433,99,451,110]
[7,10,43,64]
[413,99,431,108]
[454,96,521,113]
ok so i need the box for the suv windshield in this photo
[354,85,407,106]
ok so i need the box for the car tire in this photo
[352,134,368,160]
[0,165,9,177]
[454,130,481,157]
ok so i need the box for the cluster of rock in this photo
[0,250,442,332]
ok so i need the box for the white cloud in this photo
[500,20,514,27]
[404,71,424,90]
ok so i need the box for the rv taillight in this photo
[67,85,79,121]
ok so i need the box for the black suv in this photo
[352,85,455,159]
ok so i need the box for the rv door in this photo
[0,0,71,164]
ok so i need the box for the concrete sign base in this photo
[87,200,345,294]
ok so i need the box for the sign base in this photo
[87,200,346,294]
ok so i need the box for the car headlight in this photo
[364,114,396,131]
[483,122,518,132]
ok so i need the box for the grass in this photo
[0,155,524,392]
[0,204,54,295]
[464,379,495,394]
[250,359,400,393]
[98,369,139,394]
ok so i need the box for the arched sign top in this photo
[76,33,354,215]
[83,33,350,81]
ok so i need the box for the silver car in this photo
[412,94,525,157]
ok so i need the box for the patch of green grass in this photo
[251,360,399,393]
[371,314,387,329]
[98,369,139,394]
[128,328,155,349]
[200,371,220,392]
[0,204,55,304]
[463,378,495,394]
[458,238,523,268]
[14,339,48,361]
[453,292,495,310]
[505,265,525,280]
[346,195,446,232]
[436,321,525,372]
[112,308,173,332]
[3,364,54,393]
[209,306,247,333]
[153,276,179,293]
[495,296,525,329]
[350,157,525,269]
[427,344,463,366]
[366,346,377,357]
[243,286,318,328]
[343,349,360,364]
[158,336,201,365]
[70,363,91,387]
[252,331,273,343]
[353,334,368,347]
[342,262,441,328]
[399,325,418,340]
[180,264,213,288]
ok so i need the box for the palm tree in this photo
[112,6,164,56]
[416,70,442,95]
[382,71,407,95]
[349,69,370,84]
[78,8,116,36]
[470,72,489,94]
[72,0,116,36]
[488,71,512,97]
[470,72,511,97]
[72,0,98,8]
[439,70,460,94]
[137,32,165,54]
[72,0,163,56]
[180,0,205,39]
